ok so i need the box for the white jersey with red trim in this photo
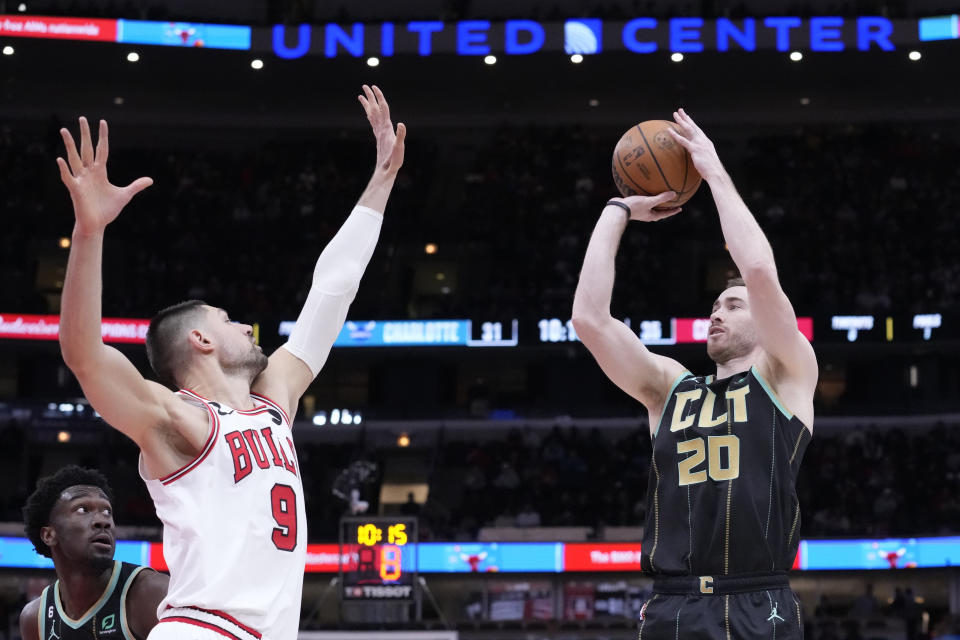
[139,390,306,640]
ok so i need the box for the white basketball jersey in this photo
[140,390,307,640]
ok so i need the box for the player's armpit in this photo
[251,346,312,423]
[574,315,687,414]
[68,346,209,457]
[68,345,171,442]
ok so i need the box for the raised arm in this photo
[572,193,688,423]
[253,85,406,416]
[57,118,185,451]
[668,110,818,407]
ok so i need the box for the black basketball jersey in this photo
[38,561,148,640]
[641,366,811,576]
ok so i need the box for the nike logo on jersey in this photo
[225,426,299,483]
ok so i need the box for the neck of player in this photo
[55,561,115,619]
[714,346,762,380]
[182,365,259,411]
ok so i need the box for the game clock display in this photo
[339,517,418,601]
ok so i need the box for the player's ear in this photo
[188,329,214,354]
[40,525,56,550]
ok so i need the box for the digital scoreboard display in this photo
[339,517,418,601]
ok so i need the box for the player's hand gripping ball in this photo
[612,120,701,210]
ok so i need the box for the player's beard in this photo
[707,329,754,366]
[224,344,269,384]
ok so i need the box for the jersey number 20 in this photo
[271,483,298,551]
[677,435,740,486]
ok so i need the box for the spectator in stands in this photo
[849,583,879,618]
[400,491,420,517]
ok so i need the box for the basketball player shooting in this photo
[572,108,818,639]
[55,85,405,640]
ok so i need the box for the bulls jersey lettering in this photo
[139,390,306,640]
[642,366,810,576]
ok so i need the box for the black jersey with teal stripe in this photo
[641,366,811,576]
[38,561,148,640]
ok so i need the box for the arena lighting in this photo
[588,98,599,107]
[313,409,362,426]
[126,50,139,62]
[483,54,496,64]
[58,236,70,248]
[789,49,803,60]
[57,430,70,443]
[17,3,25,11]
[570,53,583,63]
[908,49,921,60]
[670,51,684,61]
[1,45,12,55]
[366,56,379,66]
[397,433,411,447]
[250,57,263,69]
[424,242,437,254]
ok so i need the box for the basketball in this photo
[611,119,702,208]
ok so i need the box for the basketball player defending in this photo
[573,109,817,639]
[20,466,168,640]
[56,85,405,640]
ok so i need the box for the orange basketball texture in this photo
[611,120,702,208]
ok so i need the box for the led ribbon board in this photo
[3,15,953,55]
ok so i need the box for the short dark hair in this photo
[146,300,208,390]
[725,276,746,289]
[23,466,114,558]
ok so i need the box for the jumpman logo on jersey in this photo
[767,602,785,623]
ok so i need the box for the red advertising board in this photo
[0,15,116,41]
[306,544,352,573]
[563,543,644,571]
[0,314,150,343]
[675,317,813,343]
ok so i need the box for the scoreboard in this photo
[339,517,418,601]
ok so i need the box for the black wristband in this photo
[606,199,632,220]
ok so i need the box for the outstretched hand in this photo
[358,85,406,177]
[667,108,724,182]
[610,191,682,222]
[57,118,153,235]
